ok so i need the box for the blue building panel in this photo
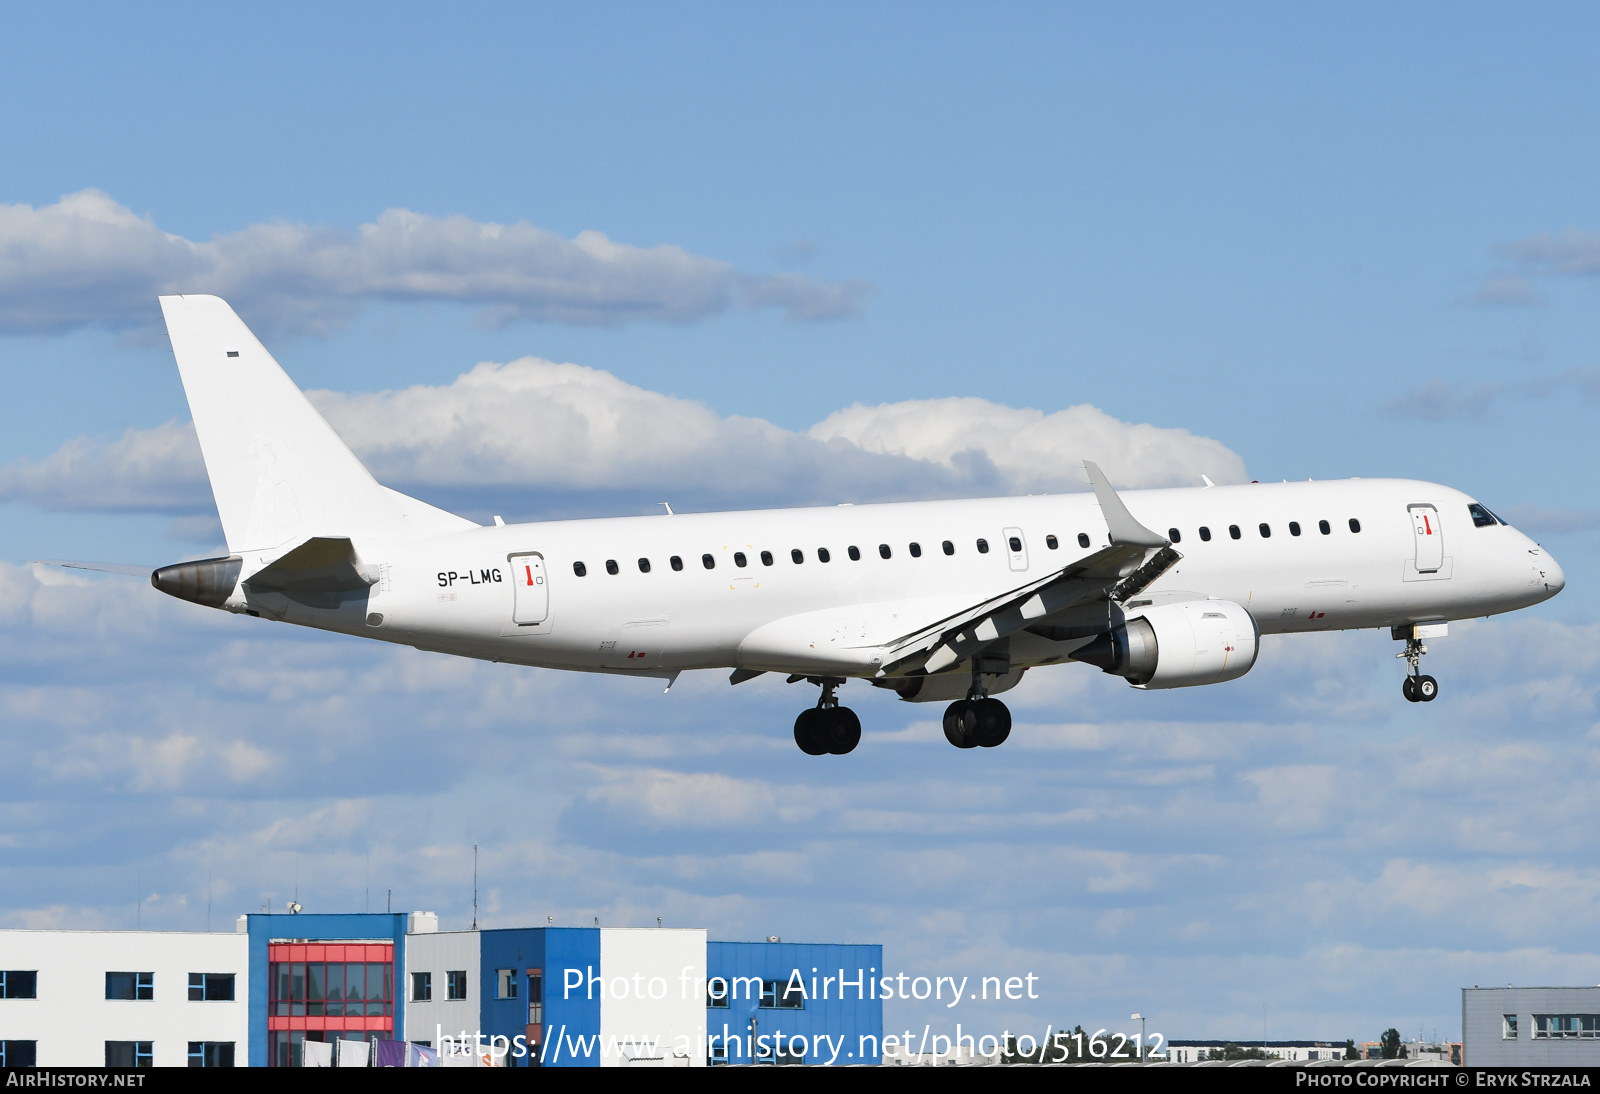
[476,927,601,1067]
[707,942,883,1065]
[245,912,409,1067]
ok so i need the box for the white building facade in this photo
[0,930,248,1067]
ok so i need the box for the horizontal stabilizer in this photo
[246,537,376,594]
[29,559,154,578]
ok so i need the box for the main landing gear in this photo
[1398,637,1438,703]
[943,663,1012,749]
[793,677,862,756]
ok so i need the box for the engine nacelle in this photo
[1070,600,1259,690]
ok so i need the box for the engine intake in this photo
[1070,600,1259,689]
[151,556,242,609]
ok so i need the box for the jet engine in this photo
[1070,600,1259,689]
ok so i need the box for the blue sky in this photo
[2,2,1598,1046]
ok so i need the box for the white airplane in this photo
[131,295,1562,755]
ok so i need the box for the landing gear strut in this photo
[942,661,1012,748]
[793,677,862,755]
[1398,637,1438,703]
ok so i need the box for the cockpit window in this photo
[1468,503,1502,528]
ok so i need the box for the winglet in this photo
[1083,461,1168,548]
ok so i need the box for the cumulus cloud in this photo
[0,190,871,336]
[1500,228,1600,277]
[0,360,1247,516]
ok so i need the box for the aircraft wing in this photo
[875,460,1179,678]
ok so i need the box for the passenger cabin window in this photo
[573,561,587,577]
[942,540,955,555]
[734,552,747,567]
[1469,503,1500,527]
[818,548,831,562]
[761,551,774,566]
[670,555,683,571]
[1076,533,1090,548]
[605,559,619,575]
[1008,536,1022,552]
[977,539,990,554]
[1258,523,1271,538]
[1045,535,1059,549]
[791,549,804,564]
[909,542,922,557]
[701,554,715,569]
[879,544,892,559]
[848,546,861,561]
[1168,528,1181,543]
[637,558,651,573]
[1349,518,1362,533]
[1199,526,1212,542]
[1319,520,1331,535]
[1288,522,1301,536]
[1228,525,1241,540]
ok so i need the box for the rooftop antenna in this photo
[365,851,370,914]
[207,867,212,933]
[135,868,140,930]
[387,888,391,914]
[293,852,299,907]
[471,842,478,931]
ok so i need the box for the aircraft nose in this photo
[1543,552,1566,597]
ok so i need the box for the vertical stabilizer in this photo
[159,295,474,555]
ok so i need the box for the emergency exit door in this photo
[1408,505,1443,574]
[510,554,548,624]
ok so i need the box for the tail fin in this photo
[159,294,474,555]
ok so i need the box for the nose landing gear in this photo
[792,677,862,755]
[1398,637,1438,703]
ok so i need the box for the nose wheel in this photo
[1398,638,1439,703]
[792,677,861,754]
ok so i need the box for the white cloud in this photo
[0,359,1248,515]
[1380,378,1501,422]
[1501,228,1600,277]
[0,190,871,335]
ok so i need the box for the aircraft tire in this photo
[943,700,979,748]
[973,698,1012,747]
[1402,677,1418,702]
[1416,675,1438,702]
[794,708,828,755]
[823,707,862,755]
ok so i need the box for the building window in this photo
[188,1041,235,1067]
[976,539,989,554]
[527,971,543,1026]
[706,977,730,1008]
[760,551,774,566]
[412,971,432,1001]
[105,1041,153,1067]
[847,546,861,561]
[496,969,518,1000]
[188,973,235,1001]
[0,971,36,999]
[269,952,394,1020]
[670,555,683,571]
[447,971,468,1000]
[759,979,804,1009]
[817,548,831,563]
[572,561,586,577]
[0,1041,37,1068]
[1503,1014,1518,1039]
[106,972,154,1000]
[1534,1014,1600,1038]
